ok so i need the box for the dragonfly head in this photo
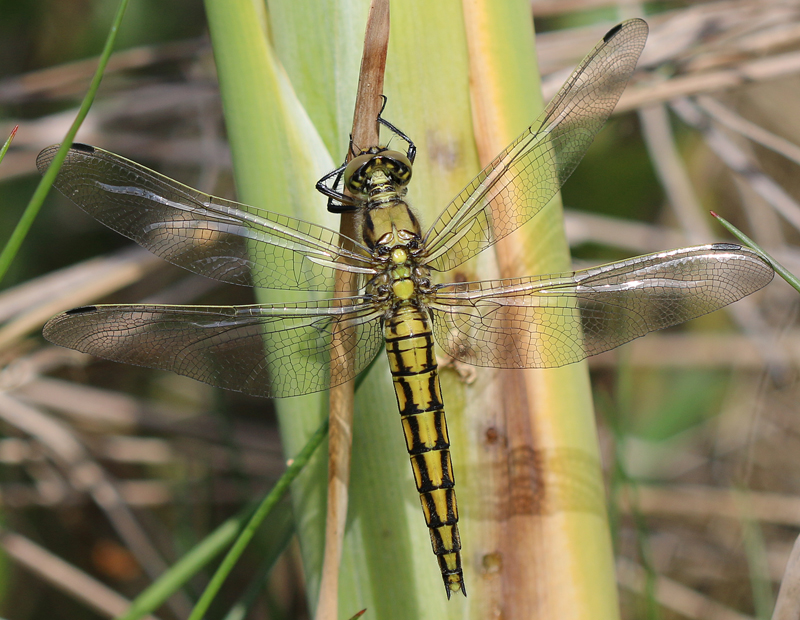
[344,148,412,198]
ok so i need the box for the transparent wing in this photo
[422,18,648,272]
[37,145,376,291]
[429,244,773,368]
[43,299,385,398]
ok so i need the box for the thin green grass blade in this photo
[187,417,329,620]
[712,211,797,292]
[0,126,18,165]
[219,502,294,620]
[599,365,661,620]
[116,419,325,620]
[218,562,274,620]
[115,510,248,620]
[736,491,774,620]
[0,0,130,284]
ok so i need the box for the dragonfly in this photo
[39,18,773,598]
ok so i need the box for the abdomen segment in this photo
[384,305,466,598]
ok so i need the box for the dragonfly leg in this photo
[377,96,416,164]
[315,163,359,213]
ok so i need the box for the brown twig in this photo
[671,97,800,232]
[620,484,800,526]
[563,210,686,253]
[617,557,756,620]
[0,392,194,617]
[535,1,800,72]
[317,2,389,618]
[588,332,800,369]
[695,96,800,168]
[638,104,711,244]
[0,247,162,352]
[0,528,163,620]
[772,533,800,620]
[636,101,780,374]
[0,38,207,103]
[614,50,800,113]
[536,3,800,112]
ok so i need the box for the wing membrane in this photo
[37,145,375,291]
[429,245,773,368]
[422,18,648,272]
[43,299,385,398]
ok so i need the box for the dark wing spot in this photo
[64,306,98,315]
[604,23,623,42]
[711,243,741,251]
[71,143,96,153]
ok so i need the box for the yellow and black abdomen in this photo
[384,305,465,598]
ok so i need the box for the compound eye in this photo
[343,153,376,196]
[380,150,413,187]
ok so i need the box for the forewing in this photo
[43,299,385,398]
[422,19,648,272]
[429,244,773,368]
[37,145,375,291]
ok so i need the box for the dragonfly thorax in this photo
[361,180,424,257]
[388,248,432,299]
[365,239,433,309]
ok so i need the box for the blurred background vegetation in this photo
[1,0,799,619]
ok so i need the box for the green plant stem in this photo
[0,0,129,284]
[187,416,330,620]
